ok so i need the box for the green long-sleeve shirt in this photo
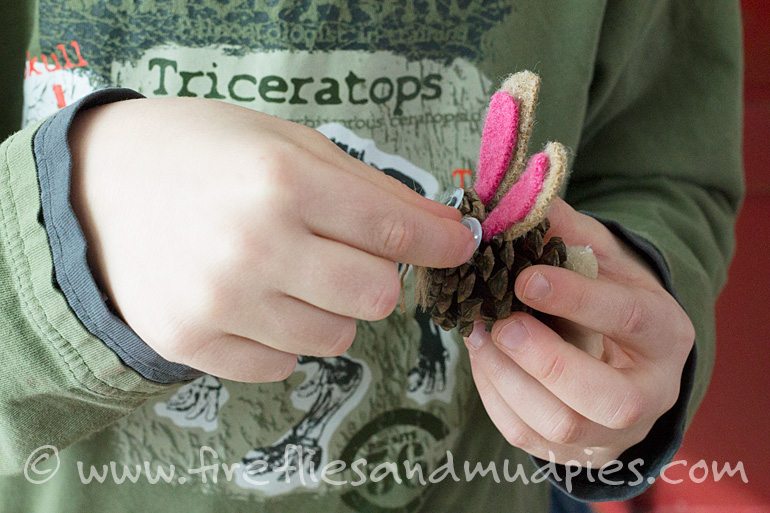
[0,1,743,511]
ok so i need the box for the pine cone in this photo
[417,189,568,336]
[412,71,592,336]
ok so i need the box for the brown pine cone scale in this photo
[418,189,568,336]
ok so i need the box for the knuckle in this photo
[293,121,325,141]
[545,410,583,445]
[484,357,509,385]
[660,380,681,414]
[258,140,293,174]
[224,220,276,275]
[618,296,648,339]
[151,337,187,365]
[263,355,298,382]
[251,144,299,202]
[604,384,646,430]
[200,235,275,321]
[220,227,255,269]
[321,321,357,356]
[444,228,472,267]
[362,269,400,320]
[193,271,236,323]
[655,298,696,361]
[537,351,567,387]
[160,331,207,366]
[378,213,415,259]
[477,346,513,385]
[676,310,696,347]
[503,425,533,450]
[567,285,591,318]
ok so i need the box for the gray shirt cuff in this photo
[34,88,203,384]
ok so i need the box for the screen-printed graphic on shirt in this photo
[23,1,515,509]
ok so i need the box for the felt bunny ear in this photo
[482,142,567,241]
[473,71,568,241]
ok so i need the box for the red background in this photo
[597,2,770,512]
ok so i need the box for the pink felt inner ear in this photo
[474,91,519,205]
[481,152,549,240]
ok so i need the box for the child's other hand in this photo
[70,98,476,382]
[463,198,695,467]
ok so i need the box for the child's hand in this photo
[463,198,695,467]
[70,98,476,382]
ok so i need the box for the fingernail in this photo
[465,321,487,350]
[523,272,550,301]
[497,320,531,351]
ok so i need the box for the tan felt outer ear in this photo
[491,70,541,208]
[502,141,567,241]
[564,245,599,279]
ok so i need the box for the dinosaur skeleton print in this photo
[150,124,461,494]
[32,37,492,503]
[154,375,230,433]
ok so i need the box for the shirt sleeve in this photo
[0,89,196,475]
[534,0,744,502]
[35,88,202,383]
[0,0,30,142]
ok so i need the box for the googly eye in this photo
[461,216,482,252]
